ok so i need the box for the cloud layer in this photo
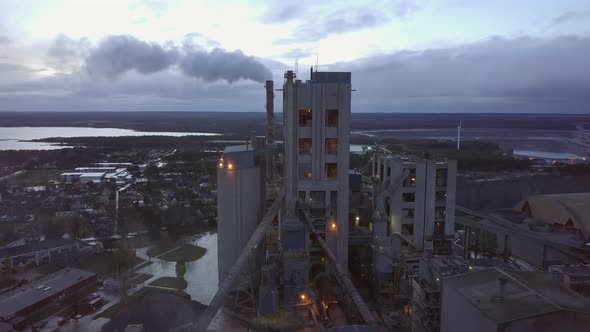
[0,34,589,113]
[49,34,272,83]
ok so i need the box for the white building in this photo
[61,172,105,184]
[216,143,265,287]
[373,155,457,253]
[283,70,352,269]
[74,167,117,174]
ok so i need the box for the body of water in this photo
[352,128,574,141]
[0,127,219,150]
[136,232,242,330]
[513,149,582,160]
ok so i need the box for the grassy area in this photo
[129,273,153,285]
[145,242,178,258]
[5,169,66,186]
[157,244,206,262]
[149,277,187,290]
[76,253,145,278]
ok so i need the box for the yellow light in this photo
[331,222,337,230]
[218,163,223,168]
[228,163,233,170]
[300,294,307,301]
[355,216,360,222]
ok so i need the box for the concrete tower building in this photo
[283,69,352,270]
[217,141,266,287]
[373,155,457,253]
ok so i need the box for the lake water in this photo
[0,127,220,150]
[513,149,582,160]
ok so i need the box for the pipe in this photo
[301,209,379,326]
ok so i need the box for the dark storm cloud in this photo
[82,35,271,83]
[553,10,590,25]
[2,35,589,113]
[179,48,272,83]
[47,34,90,69]
[326,35,590,112]
[85,35,179,78]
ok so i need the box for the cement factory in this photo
[192,70,590,331]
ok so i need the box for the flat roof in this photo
[444,267,590,324]
[0,238,89,259]
[0,268,96,320]
[75,167,116,170]
[223,144,254,153]
[79,173,106,177]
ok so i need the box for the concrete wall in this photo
[217,166,261,287]
[457,175,590,211]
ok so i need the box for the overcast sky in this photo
[0,0,589,113]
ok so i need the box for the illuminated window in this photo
[326,163,337,178]
[325,138,337,154]
[299,109,312,127]
[299,163,312,180]
[326,109,338,127]
[403,169,416,187]
[299,138,312,154]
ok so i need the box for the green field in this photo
[129,273,153,285]
[5,169,66,186]
[157,244,206,262]
[149,277,187,290]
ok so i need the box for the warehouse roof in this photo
[444,267,590,324]
[514,193,590,237]
[0,238,89,259]
[0,268,96,320]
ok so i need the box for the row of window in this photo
[300,163,338,179]
[401,191,446,203]
[298,138,338,154]
[299,109,339,127]
[374,164,448,188]
[298,190,338,206]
